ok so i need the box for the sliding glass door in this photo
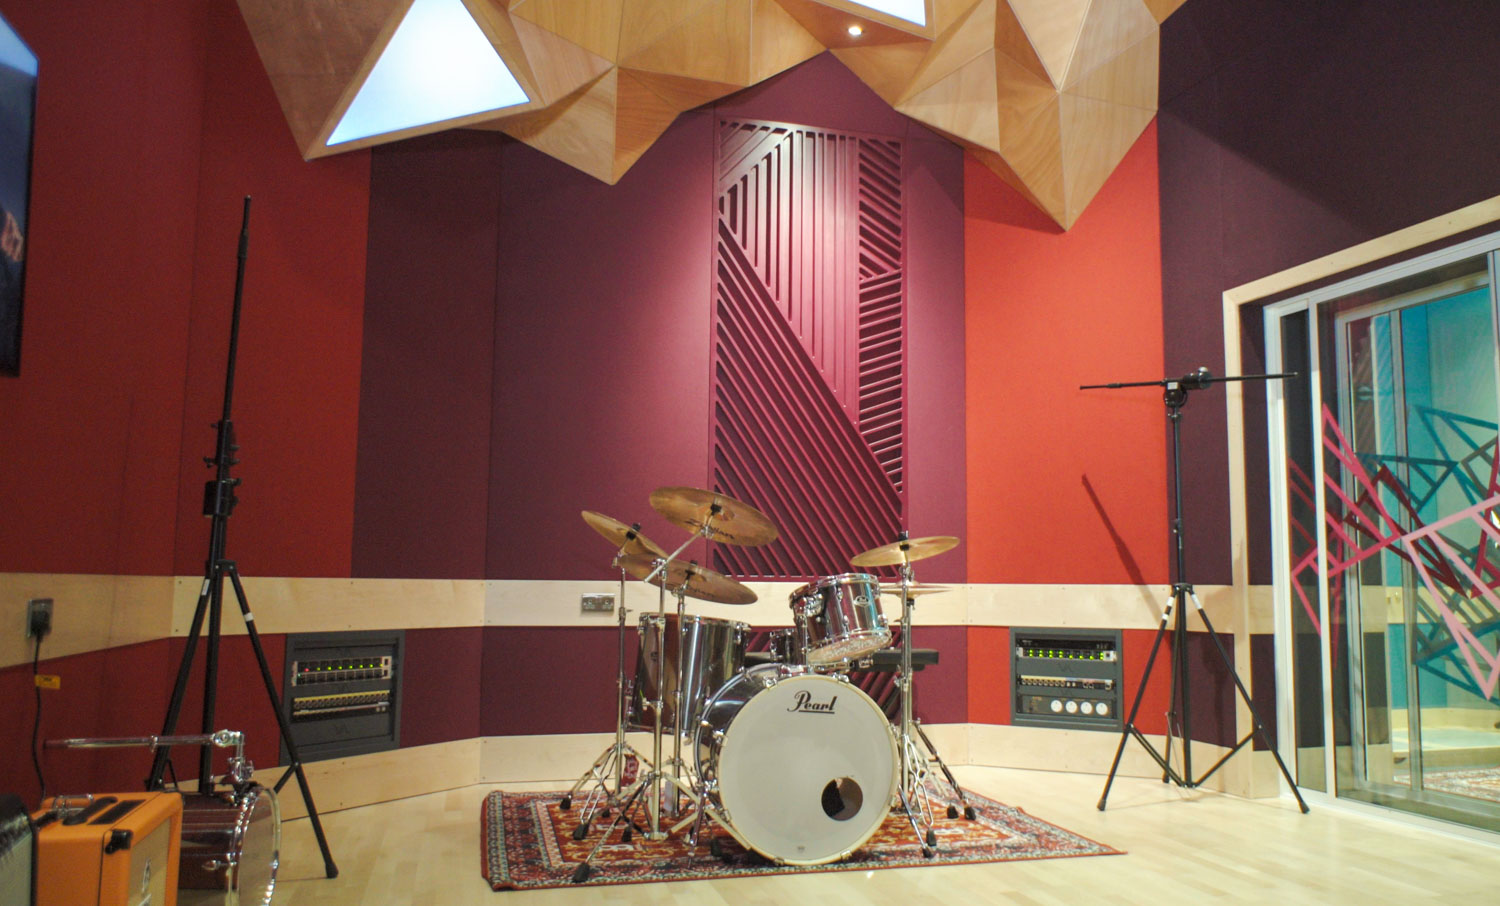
[1268,244,1500,832]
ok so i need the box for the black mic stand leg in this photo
[1098,586,1189,810]
[1184,593,1310,813]
[225,563,340,875]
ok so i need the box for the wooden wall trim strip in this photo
[2,574,1276,667]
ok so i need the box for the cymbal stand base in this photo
[912,718,976,820]
[571,779,649,884]
[563,563,649,829]
[561,739,649,826]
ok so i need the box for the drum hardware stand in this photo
[562,541,652,833]
[633,519,724,840]
[1084,368,1308,814]
[143,197,339,879]
[570,568,706,884]
[888,549,974,858]
[51,729,256,790]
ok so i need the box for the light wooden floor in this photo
[274,767,1500,904]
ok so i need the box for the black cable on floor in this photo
[30,633,46,804]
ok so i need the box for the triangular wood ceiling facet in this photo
[239,0,1185,228]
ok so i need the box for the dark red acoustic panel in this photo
[712,120,906,579]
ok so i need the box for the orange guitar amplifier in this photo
[32,792,182,906]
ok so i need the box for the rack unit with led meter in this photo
[1011,627,1122,731]
[280,630,403,764]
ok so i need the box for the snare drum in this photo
[696,664,897,864]
[766,625,807,665]
[177,784,279,906]
[789,573,891,665]
[628,613,748,735]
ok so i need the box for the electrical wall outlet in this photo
[26,597,53,638]
[581,593,614,613]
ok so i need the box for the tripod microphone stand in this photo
[1085,367,1308,814]
[145,197,338,878]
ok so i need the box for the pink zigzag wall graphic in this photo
[1288,403,1500,699]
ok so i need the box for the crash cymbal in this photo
[648,486,780,547]
[616,552,758,605]
[581,511,668,559]
[879,583,952,598]
[851,535,960,568]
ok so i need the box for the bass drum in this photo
[696,665,896,865]
[177,785,280,906]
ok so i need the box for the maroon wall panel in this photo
[486,113,717,580]
[401,627,483,746]
[1158,0,1500,586]
[903,625,967,725]
[353,133,502,579]
[480,627,623,736]
[712,120,905,579]
[714,53,967,584]
[480,53,964,582]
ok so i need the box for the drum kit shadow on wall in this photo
[565,486,970,883]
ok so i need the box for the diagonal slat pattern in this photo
[712,120,906,580]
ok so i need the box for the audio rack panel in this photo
[1011,627,1123,731]
[280,630,404,764]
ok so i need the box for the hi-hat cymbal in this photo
[851,535,960,568]
[879,583,951,598]
[581,511,668,559]
[649,486,780,547]
[616,552,758,605]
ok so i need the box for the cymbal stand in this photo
[561,544,651,834]
[635,527,713,839]
[890,548,974,859]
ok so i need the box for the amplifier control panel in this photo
[1012,627,1122,732]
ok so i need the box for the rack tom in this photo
[789,573,891,665]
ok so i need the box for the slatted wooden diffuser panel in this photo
[712,120,905,580]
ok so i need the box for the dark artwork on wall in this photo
[712,119,907,580]
[0,11,35,377]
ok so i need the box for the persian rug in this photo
[1415,766,1500,802]
[481,788,1121,891]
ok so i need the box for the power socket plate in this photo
[26,597,53,638]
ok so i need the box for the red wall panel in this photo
[171,2,369,578]
[964,124,1168,585]
[0,0,207,574]
[966,625,1010,725]
[1,640,174,808]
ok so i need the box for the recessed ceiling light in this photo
[848,24,864,37]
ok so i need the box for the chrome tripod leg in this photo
[570,777,649,884]
[913,719,977,820]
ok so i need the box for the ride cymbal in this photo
[879,583,952,598]
[851,535,960,568]
[616,552,758,605]
[581,511,668,559]
[648,486,779,547]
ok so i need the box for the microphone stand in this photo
[145,197,339,877]
[1083,367,1308,813]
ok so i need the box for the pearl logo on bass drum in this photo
[787,690,838,714]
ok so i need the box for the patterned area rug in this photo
[1417,766,1500,802]
[481,789,1121,890]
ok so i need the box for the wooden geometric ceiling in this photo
[238,0,1188,228]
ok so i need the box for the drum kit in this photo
[565,486,970,882]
